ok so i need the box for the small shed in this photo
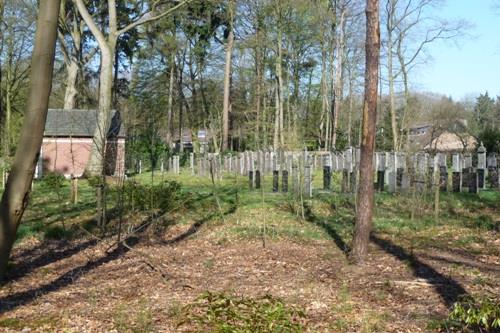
[39,109,126,178]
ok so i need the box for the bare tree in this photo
[352,0,380,264]
[383,0,466,151]
[72,0,191,176]
[58,0,97,109]
[0,0,61,279]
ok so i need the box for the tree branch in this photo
[72,0,108,49]
[117,0,192,36]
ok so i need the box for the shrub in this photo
[42,172,65,190]
[447,295,500,332]
[177,292,305,333]
[123,180,184,213]
[41,172,66,199]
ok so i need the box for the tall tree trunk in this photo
[351,0,380,264]
[275,3,284,148]
[4,85,11,157]
[332,7,346,149]
[222,0,234,151]
[320,41,329,151]
[0,0,60,279]
[347,68,354,147]
[386,0,398,150]
[63,60,79,109]
[85,43,115,176]
[166,56,175,146]
[397,40,410,151]
[273,84,280,150]
[254,13,263,150]
[0,0,4,157]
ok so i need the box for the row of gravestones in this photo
[192,150,322,178]
[134,156,181,175]
[191,151,328,198]
[321,148,498,194]
[168,147,498,196]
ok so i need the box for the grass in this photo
[14,168,499,258]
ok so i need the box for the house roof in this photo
[424,131,477,152]
[44,109,126,138]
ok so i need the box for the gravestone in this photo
[304,165,312,198]
[282,170,289,193]
[376,152,386,192]
[487,154,498,189]
[323,154,332,190]
[292,165,299,193]
[272,171,279,192]
[477,143,486,189]
[462,154,472,191]
[387,153,397,193]
[469,171,478,194]
[396,153,407,191]
[437,153,448,192]
[452,154,461,192]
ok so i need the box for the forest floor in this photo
[0,171,499,332]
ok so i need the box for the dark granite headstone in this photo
[273,170,279,192]
[452,172,461,192]
[248,171,254,189]
[469,172,478,194]
[282,170,289,193]
[255,170,261,189]
[323,166,331,190]
[376,170,385,192]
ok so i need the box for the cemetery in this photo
[0,0,499,332]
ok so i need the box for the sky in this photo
[417,0,500,101]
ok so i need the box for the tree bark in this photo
[0,0,60,279]
[0,0,4,157]
[166,55,175,146]
[85,43,115,176]
[63,60,79,109]
[320,40,329,151]
[222,0,235,151]
[332,6,346,149]
[386,0,398,150]
[351,0,380,264]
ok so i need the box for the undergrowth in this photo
[176,292,305,333]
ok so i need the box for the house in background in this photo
[39,109,126,178]
[407,120,477,153]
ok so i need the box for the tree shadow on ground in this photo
[3,238,99,283]
[161,204,238,245]
[303,205,351,255]
[419,253,500,274]
[0,237,139,314]
[371,235,468,308]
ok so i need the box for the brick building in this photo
[38,109,126,178]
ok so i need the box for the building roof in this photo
[44,109,126,138]
[424,131,477,152]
